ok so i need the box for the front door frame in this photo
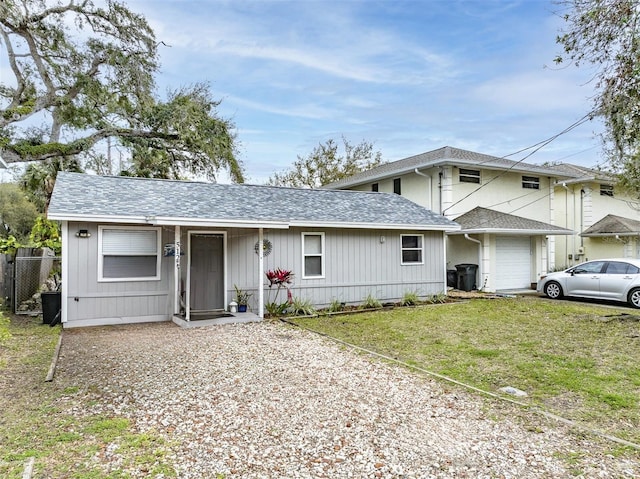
[186,230,228,320]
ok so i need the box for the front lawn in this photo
[294,297,640,447]
[0,314,175,479]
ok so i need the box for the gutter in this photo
[463,234,483,291]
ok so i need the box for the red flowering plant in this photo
[265,268,294,316]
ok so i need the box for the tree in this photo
[268,137,384,188]
[0,0,243,182]
[0,183,39,241]
[19,157,83,212]
[554,0,640,195]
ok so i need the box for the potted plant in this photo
[234,284,252,312]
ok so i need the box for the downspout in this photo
[560,182,573,266]
[258,228,264,319]
[580,188,585,248]
[414,168,432,210]
[438,168,444,215]
[464,234,483,290]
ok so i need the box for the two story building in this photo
[548,163,640,267]
[325,146,576,292]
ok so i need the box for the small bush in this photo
[401,290,420,306]
[426,293,447,304]
[361,293,382,309]
[265,301,289,317]
[289,297,316,316]
[327,298,345,313]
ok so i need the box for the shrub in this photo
[401,290,420,306]
[327,298,345,313]
[426,293,447,304]
[289,297,316,316]
[361,293,382,310]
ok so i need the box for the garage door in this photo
[495,236,531,290]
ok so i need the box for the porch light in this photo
[76,229,91,238]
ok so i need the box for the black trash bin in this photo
[455,264,478,292]
[41,291,61,325]
[446,269,457,288]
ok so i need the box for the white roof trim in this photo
[47,213,150,223]
[50,213,459,231]
[288,220,461,231]
[448,228,574,235]
[327,158,568,189]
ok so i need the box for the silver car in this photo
[537,258,640,308]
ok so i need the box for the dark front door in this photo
[190,234,224,311]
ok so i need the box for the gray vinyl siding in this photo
[226,227,445,309]
[64,223,445,325]
[64,222,173,325]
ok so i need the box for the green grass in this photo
[0,315,176,478]
[294,297,640,446]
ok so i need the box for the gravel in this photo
[56,321,639,478]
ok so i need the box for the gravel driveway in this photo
[56,321,638,478]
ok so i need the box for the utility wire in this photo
[442,112,594,215]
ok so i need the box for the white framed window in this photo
[302,232,325,278]
[459,168,480,184]
[522,176,540,189]
[401,234,423,265]
[98,226,161,282]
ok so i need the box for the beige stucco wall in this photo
[554,182,640,266]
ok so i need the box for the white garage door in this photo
[495,236,531,290]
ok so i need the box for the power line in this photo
[442,112,595,215]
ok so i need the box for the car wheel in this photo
[544,281,563,300]
[628,288,640,308]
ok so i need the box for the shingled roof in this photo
[545,163,616,184]
[324,146,577,189]
[48,173,460,231]
[450,207,573,235]
[580,214,640,237]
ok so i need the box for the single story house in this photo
[48,172,460,328]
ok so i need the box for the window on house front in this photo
[600,184,614,197]
[393,178,401,195]
[302,232,325,278]
[401,234,423,264]
[459,168,480,184]
[371,183,379,192]
[98,226,161,281]
[522,176,540,189]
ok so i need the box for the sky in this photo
[5,0,606,184]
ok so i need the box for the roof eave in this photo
[325,159,575,189]
[48,212,461,231]
[288,220,461,231]
[448,228,574,235]
[580,232,640,237]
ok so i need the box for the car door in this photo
[565,261,606,297]
[599,261,640,300]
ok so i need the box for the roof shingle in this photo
[324,146,578,189]
[48,173,460,230]
[451,207,573,235]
